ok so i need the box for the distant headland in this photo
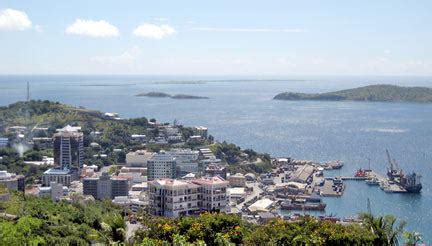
[273,84,432,103]
[135,92,209,99]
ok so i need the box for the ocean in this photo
[1,75,431,239]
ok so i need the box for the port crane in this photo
[386,149,403,180]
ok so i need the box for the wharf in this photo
[316,179,344,197]
[366,171,407,193]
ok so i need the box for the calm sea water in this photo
[1,75,432,239]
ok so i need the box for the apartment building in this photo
[148,176,228,217]
[147,152,176,181]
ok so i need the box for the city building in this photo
[38,182,68,201]
[42,125,84,186]
[0,137,8,148]
[148,176,228,217]
[228,173,246,187]
[131,134,147,143]
[53,125,84,174]
[83,172,129,200]
[289,164,315,183]
[204,164,227,179]
[167,149,199,176]
[0,171,25,192]
[126,150,154,167]
[119,167,147,183]
[42,168,72,187]
[147,151,176,181]
[193,126,208,139]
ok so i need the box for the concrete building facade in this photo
[0,171,25,192]
[83,172,129,200]
[148,176,228,217]
[147,152,176,181]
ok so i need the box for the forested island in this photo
[274,84,432,103]
[136,92,209,99]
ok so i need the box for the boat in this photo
[324,160,344,170]
[280,198,326,211]
[385,150,422,193]
[355,168,367,177]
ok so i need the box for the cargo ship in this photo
[385,150,422,193]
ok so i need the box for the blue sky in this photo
[0,0,431,75]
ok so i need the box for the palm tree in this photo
[99,213,127,244]
[360,213,406,246]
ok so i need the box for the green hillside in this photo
[274,84,432,103]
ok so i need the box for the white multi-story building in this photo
[147,152,176,181]
[148,176,228,217]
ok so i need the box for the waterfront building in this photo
[148,176,228,217]
[126,150,154,167]
[228,173,246,187]
[147,151,176,181]
[289,164,315,183]
[83,172,129,200]
[0,171,25,192]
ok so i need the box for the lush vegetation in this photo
[132,212,413,245]
[0,193,124,245]
[274,84,432,103]
[0,193,421,245]
[136,92,209,99]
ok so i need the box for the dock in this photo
[366,171,407,193]
[316,179,345,197]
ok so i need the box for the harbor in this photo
[233,150,423,225]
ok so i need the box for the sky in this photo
[0,0,431,76]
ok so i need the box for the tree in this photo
[360,213,406,246]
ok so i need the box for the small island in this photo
[136,91,209,99]
[273,84,432,103]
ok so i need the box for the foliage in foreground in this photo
[0,194,418,245]
[134,212,377,245]
[0,193,124,245]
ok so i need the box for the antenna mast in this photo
[26,81,30,101]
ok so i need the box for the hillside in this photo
[273,84,432,103]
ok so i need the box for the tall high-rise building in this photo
[53,125,84,171]
[147,151,176,180]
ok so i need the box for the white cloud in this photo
[66,19,119,38]
[133,23,176,39]
[91,46,142,65]
[190,27,306,33]
[0,8,32,31]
